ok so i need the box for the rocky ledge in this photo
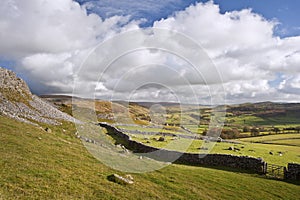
[0,67,79,125]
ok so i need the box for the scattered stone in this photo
[125,174,134,181]
[139,156,143,159]
[45,127,52,133]
[158,137,165,142]
[269,151,273,155]
[228,146,235,150]
[107,174,134,185]
[198,147,208,150]
[0,68,81,125]
[85,138,95,144]
[122,149,129,153]
[38,137,42,140]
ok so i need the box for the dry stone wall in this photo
[99,123,266,173]
[284,163,300,180]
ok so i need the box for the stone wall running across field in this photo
[99,123,267,174]
[284,163,300,180]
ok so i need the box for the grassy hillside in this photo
[0,116,299,199]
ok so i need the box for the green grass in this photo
[183,125,208,134]
[1,116,299,199]
[116,124,300,166]
[238,133,300,147]
[132,134,300,166]
[117,125,185,135]
[239,134,300,143]
[262,139,300,146]
[227,114,300,126]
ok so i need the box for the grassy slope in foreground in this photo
[0,116,299,199]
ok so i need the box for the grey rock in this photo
[228,146,235,150]
[45,127,52,133]
[107,174,134,185]
[0,67,81,125]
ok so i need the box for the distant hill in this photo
[227,102,300,121]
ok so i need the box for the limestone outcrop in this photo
[0,67,78,125]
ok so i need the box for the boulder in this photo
[107,174,134,185]
[158,137,165,142]
[228,146,234,150]
[198,147,208,150]
[45,127,52,133]
[125,174,134,181]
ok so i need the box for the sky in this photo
[0,0,299,104]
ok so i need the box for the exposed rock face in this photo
[0,67,31,100]
[0,67,78,125]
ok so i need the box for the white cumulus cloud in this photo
[0,0,299,104]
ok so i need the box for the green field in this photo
[239,134,300,143]
[117,125,183,134]
[119,121,300,166]
[238,133,300,147]
[130,134,300,166]
[1,116,299,199]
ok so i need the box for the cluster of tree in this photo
[202,128,241,139]
[250,128,260,137]
[202,125,300,140]
[243,125,300,135]
[283,127,300,133]
[221,128,241,139]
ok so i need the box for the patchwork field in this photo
[127,132,300,166]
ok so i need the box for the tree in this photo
[243,126,250,133]
[202,129,207,136]
[250,128,260,137]
[221,128,240,139]
[273,127,280,134]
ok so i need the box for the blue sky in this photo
[76,0,300,37]
[214,0,300,37]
